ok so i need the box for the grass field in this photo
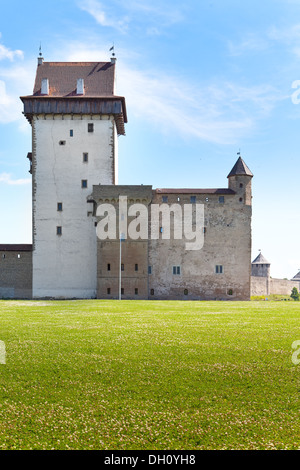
[0,299,300,450]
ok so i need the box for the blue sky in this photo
[0,0,300,279]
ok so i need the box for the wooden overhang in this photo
[20,95,127,136]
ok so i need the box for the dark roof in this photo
[0,244,32,252]
[292,271,300,281]
[155,188,235,195]
[32,62,116,97]
[252,252,270,264]
[227,156,253,178]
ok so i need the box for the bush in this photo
[291,287,300,301]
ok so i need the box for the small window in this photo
[107,288,111,295]
[239,183,243,188]
[2,254,5,259]
[81,180,88,188]
[135,264,138,272]
[160,227,163,233]
[205,197,209,202]
[215,265,223,274]
[107,263,111,271]
[59,140,66,146]
[121,288,124,295]
[184,288,188,296]
[218,196,225,204]
[148,266,152,275]
[57,202,63,212]
[83,153,88,162]
[121,263,124,271]
[70,130,73,137]
[162,196,168,203]
[173,266,181,275]
[88,123,94,133]
[190,196,196,203]
[227,289,233,296]
[203,227,206,234]
[57,226,62,235]
[17,254,21,259]
[135,288,138,295]
[150,289,154,296]
[239,197,243,203]
[177,197,180,202]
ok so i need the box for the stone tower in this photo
[251,251,271,295]
[227,155,253,206]
[20,55,127,298]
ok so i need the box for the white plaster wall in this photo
[32,114,116,298]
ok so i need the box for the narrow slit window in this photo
[107,288,111,295]
[83,153,88,162]
[57,202,63,212]
[135,264,138,272]
[121,288,124,295]
[121,263,124,271]
[135,288,138,295]
[57,226,62,235]
[70,130,73,137]
[107,263,111,271]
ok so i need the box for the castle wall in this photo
[148,191,252,301]
[32,115,117,299]
[251,276,300,296]
[0,248,32,299]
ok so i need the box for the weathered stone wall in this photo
[251,276,300,296]
[93,178,252,300]
[0,248,32,299]
[148,189,252,301]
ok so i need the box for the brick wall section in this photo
[0,246,32,299]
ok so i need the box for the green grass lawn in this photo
[0,299,300,450]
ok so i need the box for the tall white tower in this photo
[21,56,127,298]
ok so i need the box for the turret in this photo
[227,155,253,205]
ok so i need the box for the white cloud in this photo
[0,172,31,185]
[78,0,129,32]
[0,42,23,62]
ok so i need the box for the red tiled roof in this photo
[32,62,116,97]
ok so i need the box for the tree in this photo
[291,287,300,301]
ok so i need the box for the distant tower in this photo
[251,251,271,295]
[227,154,253,206]
[20,56,127,298]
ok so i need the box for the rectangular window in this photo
[107,263,111,271]
[190,196,196,203]
[215,265,223,274]
[135,264,138,272]
[150,288,154,296]
[148,266,152,274]
[88,123,94,133]
[121,263,124,271]
[135,288,138,295]
[107,288,111,295]
[59,140,66,146]
[57,202,63,212]
[173,266,181,275]
[83,153,88,162]
[162,196,168,203]
[17,254,21,259]
[218,196,225,204]
[57,226,62,235]
[81,180,88,188]
[121,288,124,295]
[70,130,73,137]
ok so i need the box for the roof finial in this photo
[110,44,116,64]
[38,43,44,66]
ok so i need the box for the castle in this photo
[0,54,295,300]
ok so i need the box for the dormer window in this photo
[76,78,84,95]
[41,78,49,95]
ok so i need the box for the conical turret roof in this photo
[252,252,270,265]
[292,271,300,281]
[227,156,253,178]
